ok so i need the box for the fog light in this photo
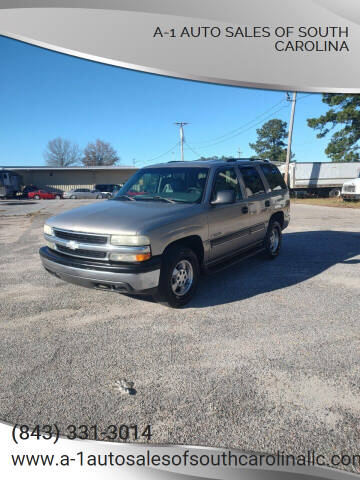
[46,240,56,250]
[109,252,151,262]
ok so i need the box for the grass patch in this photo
[291,197,360,208]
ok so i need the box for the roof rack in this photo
[225,157,260,162]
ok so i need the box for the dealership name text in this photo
[153,26,350,52]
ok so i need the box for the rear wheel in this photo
[329,188,341,198]
[154,246,200,308]
[264,220,282,259]
[55,194,61,199]
[96,194,102,199]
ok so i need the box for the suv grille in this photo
[343,185,355,192]
[56,244,107,259]
[53,229,107,245]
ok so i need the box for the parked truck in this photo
[0,170,22,198]
[278,162,360,198]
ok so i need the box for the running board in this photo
[204,246,265,275]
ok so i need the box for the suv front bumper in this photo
[39,247,161,294]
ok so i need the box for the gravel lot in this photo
[0,199,359,464]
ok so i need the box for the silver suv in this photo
[40,159,290,307]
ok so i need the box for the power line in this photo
[193,98,287,148]
[195,104,290,151]
[141,141,180,164]
[191,93,312,151]
[137,93,311,165]
[184,142,204,158]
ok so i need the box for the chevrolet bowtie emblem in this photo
[67,240,79,250]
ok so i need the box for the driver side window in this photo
[211,167,242,201]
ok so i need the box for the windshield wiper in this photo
[152,196,175,203]
[133,195,176,203]
[115,195,135,201]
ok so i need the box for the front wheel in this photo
[264,220,282,259]
[154,246,200,308]
[70,195,76,199]
[34,195,40,200]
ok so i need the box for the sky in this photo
[0,35,332,167]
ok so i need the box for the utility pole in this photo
[174,122,188,161]
[238,148,242,159]
[284,92,297,187]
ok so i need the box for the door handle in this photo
[242,206,249,214]
[265,200,270,207]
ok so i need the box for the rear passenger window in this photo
[260,164,287,191]
[240,167,265,197]
[212,168,242,200]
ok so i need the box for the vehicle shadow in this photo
[187,230,360,309]
[2,201,38,205]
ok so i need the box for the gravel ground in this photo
[0,199,359,469]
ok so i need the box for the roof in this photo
[0,166,138,171]
[146,158,272,168]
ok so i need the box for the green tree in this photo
[307,94,360,162]
[249,119,289,163]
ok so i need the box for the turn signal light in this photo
[109,252,152,262]
[135,253,152,262]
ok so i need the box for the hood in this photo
[47,199,200,235]
[342,177,360,189]
[343,177,360,186]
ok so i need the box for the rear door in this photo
[207,166,252,260]
[238,166,269,243]
[259,163,288,214]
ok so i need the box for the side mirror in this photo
[210,189,236,205]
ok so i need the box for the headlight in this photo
[44,224,54,236]
[110,235,150,246]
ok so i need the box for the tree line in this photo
[44,138,119,167]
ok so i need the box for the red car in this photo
[28,189,62,200]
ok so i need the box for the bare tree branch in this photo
[82,139,120,166]
[44,138,81,167]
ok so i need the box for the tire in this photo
[55,194,61,199]
[34,195,40,200]
[96,194,102,199]
[264,220,282,259]
[329,188,341,198]
[154,246,200,308]
[70,195,76,199]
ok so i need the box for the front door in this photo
[207,167,252,260]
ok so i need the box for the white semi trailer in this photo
[278,162,360,197]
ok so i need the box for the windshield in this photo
[114,167,209,203]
